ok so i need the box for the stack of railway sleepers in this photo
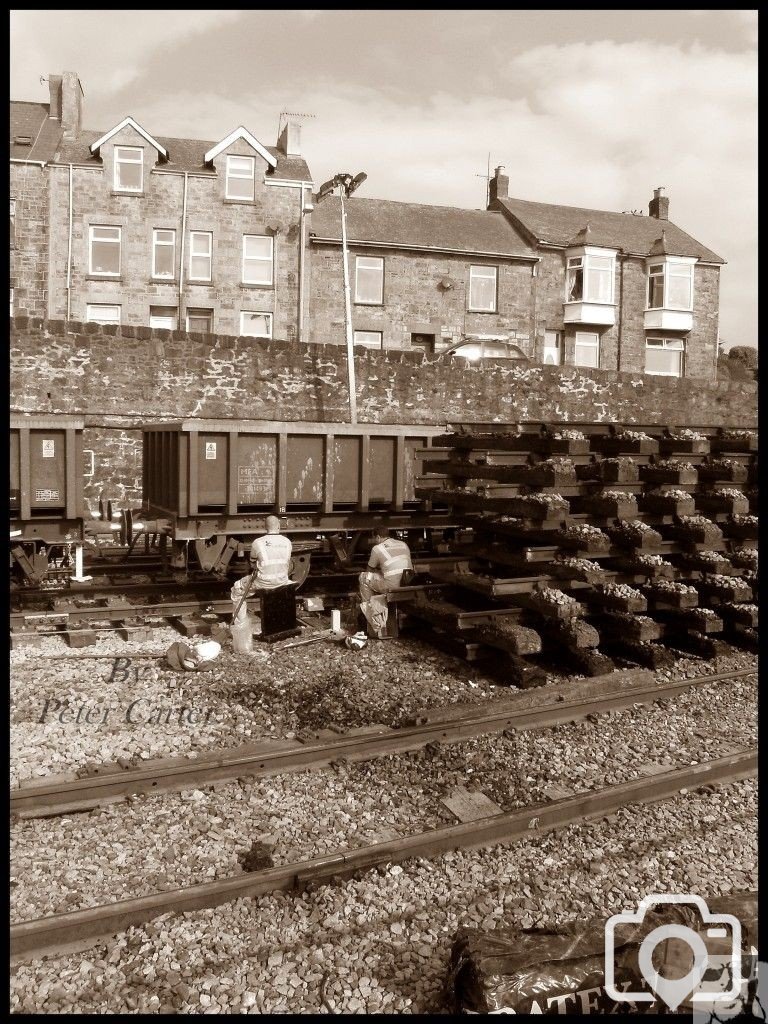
[413,422,758,673]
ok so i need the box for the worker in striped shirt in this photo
[358,525,413,603]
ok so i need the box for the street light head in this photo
[315,178,337,204]
[349,172,368,195]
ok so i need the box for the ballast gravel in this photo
[10,671,756,922]
[10,779,757,1014]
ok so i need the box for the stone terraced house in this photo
[11,73,725,379]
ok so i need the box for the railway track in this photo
[10,747,756,964]
[11,666,755,820]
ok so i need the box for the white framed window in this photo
[645,337,685,377]
[574,331,600,369]
[152,228,176,279]
[10,199,15,247]
[567,253,613,303]
[646,259,694,311]
[240,311,273,338]
[468,265,497,312]
[242,235,274,286]
[226,155,255,200]
[189,231,213,281]
[543,329,562,366]
[86,303,121,325]
[354,330,383,349]
[149,305,178,330]
[186,308,213,333]
[89,225,121,276]
[354,256,384,305]
[114,146,143,192]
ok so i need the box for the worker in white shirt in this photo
[358,525,413,602]
[231,515,293,624]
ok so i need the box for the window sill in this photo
[467,308,498,315]
[186,279,215,286]
[240,282,275,290]
[149,277,177,285]
[354,301,384,307]
[224,197,257,205]
[110,190,145,198]
[86,275,123,282]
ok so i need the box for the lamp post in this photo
[316,171,367,424]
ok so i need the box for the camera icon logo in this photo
[605,894,743,1011]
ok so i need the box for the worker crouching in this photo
[231,515,293,625]
[358,526,413,636]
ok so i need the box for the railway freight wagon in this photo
[137,420,453,574]
[10,415,120,584]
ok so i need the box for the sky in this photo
[10,9,758,349]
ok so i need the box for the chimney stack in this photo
[649,186,669,220]
[277,120,301,156]
[48,75,62,120]
[61,71,83,141]
[488,164,509,207]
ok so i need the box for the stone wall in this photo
[10,163,50,318]
[10,317,756,509]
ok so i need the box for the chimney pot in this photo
[488,164,509,207]
[649,186,669,221]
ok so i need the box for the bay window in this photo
[647,260,694,310]
[566,254,613,303]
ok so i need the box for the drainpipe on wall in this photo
[616,250,625,372]
[298,184,306,344]
[65,164,73,322]
[178,172,189,329]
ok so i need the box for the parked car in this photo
[440,338,529,362]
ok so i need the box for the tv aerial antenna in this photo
[278,110,316,136]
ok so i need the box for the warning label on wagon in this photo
[205,442,217,460]
[42,440,55,458]
[35,489,60,502]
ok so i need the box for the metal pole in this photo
[339,187,358,424]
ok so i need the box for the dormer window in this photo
[646,260,693,311]
[114,146,143,192]
[226,156,255,200]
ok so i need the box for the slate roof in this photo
[9,101,62,162]
[55,129,312,181]
[496,196,725,264]
[310,196,536,257]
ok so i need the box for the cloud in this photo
[10,10,245,101]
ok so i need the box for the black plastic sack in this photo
[450,891,757,1014]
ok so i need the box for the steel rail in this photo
[11,666,755,820]
[10,748,756,964]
